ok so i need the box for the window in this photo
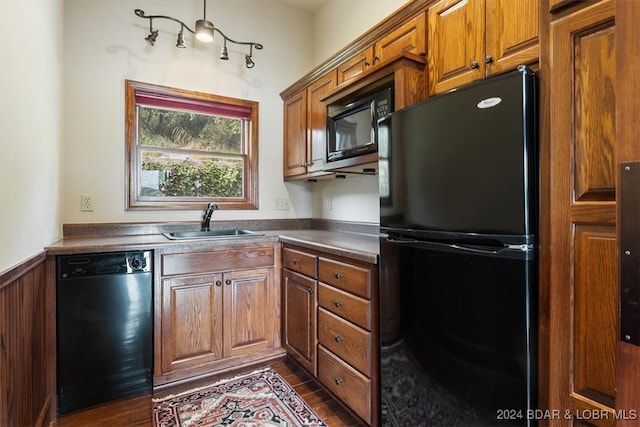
[125,80,258,210]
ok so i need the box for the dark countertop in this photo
[46,226,380,264]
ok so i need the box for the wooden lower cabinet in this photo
[318,346,372,424]
[282,269,317,375]
[282,244,378,425]
[155,244,284,386]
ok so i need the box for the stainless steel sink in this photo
[162,229,263,240]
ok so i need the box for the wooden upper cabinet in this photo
[283,89,307,178]
[337,47,374,85]
[338,12,426,85]
[428,0,539,95]
[485,0,540,75]
[307,70,338,174]
[283,71,337,180]
[428,0,484,94]
[374,12,427,64]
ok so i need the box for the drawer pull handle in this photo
[334,335,343,343]
[334,377,343,385]
[334,300,342,308]
[292,259,299,264]
[334,272,342,279]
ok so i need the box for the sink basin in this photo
[163,229,263,240]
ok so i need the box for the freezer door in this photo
[379,237,537,426]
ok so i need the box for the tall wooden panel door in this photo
[616,0,640,423]
[548,1,617,425]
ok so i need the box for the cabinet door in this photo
[337,47,374,85]
[283,89,308,178]
[283,269,317,375]
[374,12,426,63]
[223,267,277,358]
[427,0,484,94]
[485,0,539,76]
[307,71,337,174]
[548,0,617,423]
[160,273,223,374]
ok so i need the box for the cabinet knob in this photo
[364,59,370,66]
[215,280,222,287]
[307,287,313,294]
[225,279,231,286]
[292,259,299,265]
[334,300,342,308]
[334,335,343,343]
[374,55,380,62]
[334,377,343,385]
[334,272,342,279]
[470,60,480,69]
[485,55,494,64]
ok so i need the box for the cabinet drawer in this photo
[162,245,274,276]
[318,346,371,424]
[283,247,317,278]
[318,308,371,376]
[318,257,371,298]
[318,283,371,330]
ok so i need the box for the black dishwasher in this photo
[56,251,153,414]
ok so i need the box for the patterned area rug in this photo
[153,368,327,426]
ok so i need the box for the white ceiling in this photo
[277,0,328,12]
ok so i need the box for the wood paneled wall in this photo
[0,252,51,426]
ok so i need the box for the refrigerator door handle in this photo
[384,236,535,258]
[385,236,504,254]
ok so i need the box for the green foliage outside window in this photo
[141,157,243,197]
[138,107,244,198]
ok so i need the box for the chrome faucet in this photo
[201,203,218,231]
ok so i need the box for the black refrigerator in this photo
[378,66,538,426]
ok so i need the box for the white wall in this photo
[312,0,410,66]
[0,0,409,271]
[0,0,64,272]
[62,0,315,224]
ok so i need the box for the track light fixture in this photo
[134,0,262,68]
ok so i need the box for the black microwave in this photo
[327,87,393,162]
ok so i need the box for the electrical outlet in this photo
[81,194,94,211]
[325,197,332,211]
[274,198,290,210]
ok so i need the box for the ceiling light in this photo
[220,39,229,60]
[176,27,186,48]
[134,0,263,68]
[195,19,214,43]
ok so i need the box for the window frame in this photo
[125,80,259,210]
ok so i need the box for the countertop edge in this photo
[46,229,380,264]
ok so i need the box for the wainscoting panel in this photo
[0,252,50,426]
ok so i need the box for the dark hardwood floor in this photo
[55,356,364,427]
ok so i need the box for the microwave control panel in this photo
[376,99,391,120]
